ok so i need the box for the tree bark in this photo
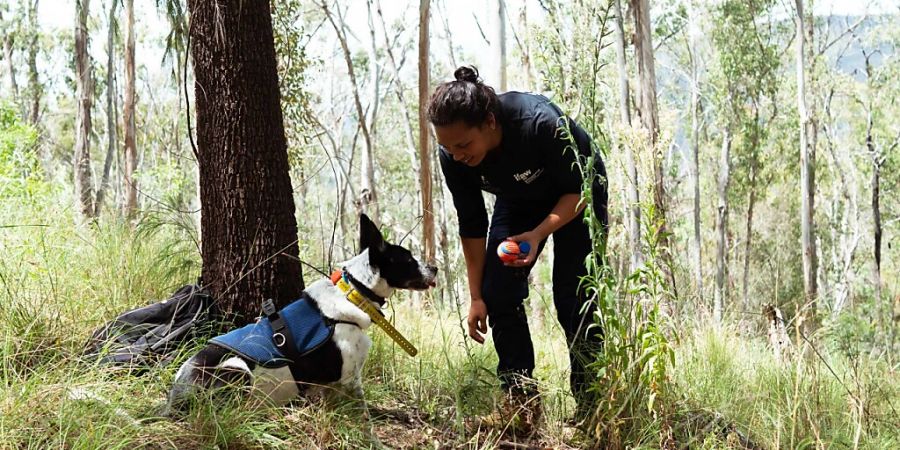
[74,0,96,219]
[687,1,702,297]
[869,116,882,307]
[631,0,676,296]
[795,0,818,319]
[419,0,435,263]
[188,0,304,324]
[496,0,507,91]
[613,0,642,272]
[741,154,758,309]
[714,125,731,322]
[26,0,41,125]
[517,4,533,87]
[1,8,19,103]
[123,0,137,217]
[95,0,118,217]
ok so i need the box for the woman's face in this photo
[434,115,499,167]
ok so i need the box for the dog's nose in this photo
[427,265,438,274]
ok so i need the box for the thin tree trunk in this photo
[363,0,381,221]
[496,0,507,91]
[715,125,731,322]
[419,0,435,263]
[613,0,642,272]
[742,155,758,309]
[123,0,137,217]
[188,0,304,323]
[1,8,19,103]
[741,108,761,308]
[795,0,818,319]
[631,0,676,296]
[687,1,702,296]
[436,0,457,69]
[517,4,533,87]
[95,0,118,217]
[26,0,41,125]
[74,0,96,219]
[321,1,378,220]
[859,53,884,310]
[374,0,420,195]
[869,119,882,306]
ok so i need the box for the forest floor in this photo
[1,215,898,449]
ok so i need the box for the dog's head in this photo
[359,214,438,291]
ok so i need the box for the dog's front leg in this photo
[341,378,370,420]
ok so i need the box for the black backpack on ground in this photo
[83,284,216,368]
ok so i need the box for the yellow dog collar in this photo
[332,271,418,357]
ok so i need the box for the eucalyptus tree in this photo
[0,4,19,103]
[320,0,380,221]
[631,0,677,296]
[612,0,642,273]
[123,0,137,217]
[74,0,96,219]
[25,0,41,126]
[709,0,779,319]
[187,0,304,323]
[795,0,819,319]
[419,0,435,263]
[95,0,118,217]
[853,27,900,325]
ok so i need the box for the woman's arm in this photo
[505,193,585,267]
[461,237,490,343]
[461,237,487,301]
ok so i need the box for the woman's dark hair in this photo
[427,66,499,127]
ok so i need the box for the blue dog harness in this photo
[210,293,341,368]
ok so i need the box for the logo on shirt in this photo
[513,168,544,184]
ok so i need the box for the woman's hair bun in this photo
[453,66,480,84]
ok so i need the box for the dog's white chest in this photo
[333,323,372,384]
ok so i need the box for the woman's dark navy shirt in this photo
[439,91,607,238]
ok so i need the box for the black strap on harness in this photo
[342,268,386,307]
[262,297,361,364]
[262,298,304,363]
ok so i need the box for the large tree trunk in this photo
[74,0,96,219]
[26,0,41,125]
[795,0,818,319]
[715,125,731,322]
[631,0,676,296]
[419,0,435,263]
[95,0,118,217]
[613,0,642,272]
[188,0,304,324]
[123,0,137,217]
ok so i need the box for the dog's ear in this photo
[359,214,386,254]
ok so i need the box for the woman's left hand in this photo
[504,230,544,267]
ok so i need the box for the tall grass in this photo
[2,196,899,448]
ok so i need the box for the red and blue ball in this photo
[497,240,531,263]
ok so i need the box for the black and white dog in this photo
[165,214,437,413]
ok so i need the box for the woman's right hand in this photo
[467,299,488,344]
